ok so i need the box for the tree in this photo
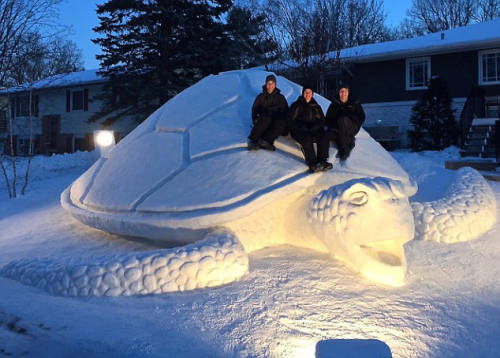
[400,0,500,36]
[475,0,500,21]
[406,0,477,33]
[343,0,392,48]
[251,0,391,78]
[393,17,426,39]
[0,0,64,88]
[6,31,84,87]
[0,0,69,198]
[408,76,459,151]
[225,6,277,69]
[92,0,235,125]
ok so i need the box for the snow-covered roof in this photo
[267,18,500,70]
[0,69,106,94]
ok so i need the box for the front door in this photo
[42,115,60,154]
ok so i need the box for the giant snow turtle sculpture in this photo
[1,70,496,296]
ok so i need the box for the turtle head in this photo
[307,177,414,287]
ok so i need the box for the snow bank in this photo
[412,167,497,243]
[0,231,248,297]
[1,151,98,193]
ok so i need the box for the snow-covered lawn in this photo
[1,149,499,358]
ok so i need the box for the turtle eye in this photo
[348,191,368,206]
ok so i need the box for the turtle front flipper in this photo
[307,177,414,287]
[0,230,248,296]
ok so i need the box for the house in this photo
[0,95,6,139]
[0,70,139,155]
[270,18,500,150]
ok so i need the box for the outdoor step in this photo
[483,149,497,157]
[470,125,492,131]
[462,145,483,152]
[469,131,491,138]
[446,159,497,171]
[460,151,482,158]
[468,134,490,142]
[482,153,497,158]
[465,138,486,146]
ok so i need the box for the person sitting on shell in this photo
[325,84,366,161]
[288,85,333,173]
[247,74,289,151]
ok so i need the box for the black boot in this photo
[259,139,276,151]
[336,150,348,161]
[319,161,333,171]
[308,162,322,173]
[247,139,259,151]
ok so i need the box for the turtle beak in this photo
[357,239,408,287]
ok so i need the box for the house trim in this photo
[405,57,431,91]
[478,48,500,86]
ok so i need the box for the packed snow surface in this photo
[412,167,497,243]
[63,69,414,240]
[0,149,499,357]
[1,231,248,297]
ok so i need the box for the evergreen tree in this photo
[91,0,233,125]
[225,6,276,69]
[408,76,459,151]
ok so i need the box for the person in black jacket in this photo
[289,86,332,173]
[248,74,289,151]
[325,84,366,161]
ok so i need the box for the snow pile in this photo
[0,147,500,357]
[0,231,248,297]
[412,167,497,243]
[1,151,98,194]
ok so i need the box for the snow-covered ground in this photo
[1,148,499,358]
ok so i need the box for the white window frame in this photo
[405,57,431,91]
[478,49,500,86]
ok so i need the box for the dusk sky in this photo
[57,0,413,70]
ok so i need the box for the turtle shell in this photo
[61,70,415,241]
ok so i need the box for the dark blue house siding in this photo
[349,48,500,104]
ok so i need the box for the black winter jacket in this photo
[251,86,288,123]
[288,96,325,134]
[325,96,366,131]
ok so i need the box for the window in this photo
[9,95,38,118]
[72,90,84,110]
[0,110,6,132]
[479,49,500,85]
[406,57,431,90]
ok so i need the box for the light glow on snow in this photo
[95,130,114,147]
[1,70,496,301]
[0,149,499,357]
[307,177,414,287]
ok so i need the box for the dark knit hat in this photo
[301,83,314,94]
[265,74,276,83]
[338,83,350,92]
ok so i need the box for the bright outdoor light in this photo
[95,130,114,147]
